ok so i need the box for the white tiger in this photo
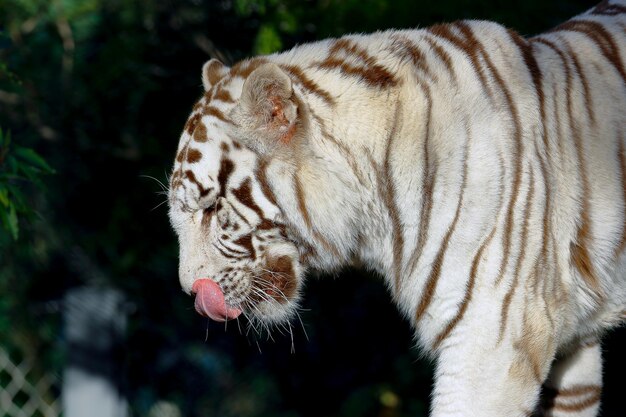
[168,1,626,416]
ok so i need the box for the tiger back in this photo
[168,1,626,416]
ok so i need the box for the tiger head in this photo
[168,58,349,326]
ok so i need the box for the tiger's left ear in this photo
[232,63,299,152]
[202,59,229,91]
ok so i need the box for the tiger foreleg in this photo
[538,342,603,417]
[428,288,557,417]
[430,340,547,417]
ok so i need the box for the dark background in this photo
[1,1,624,416]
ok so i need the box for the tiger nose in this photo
[192,278,242,322]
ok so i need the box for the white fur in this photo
[169,2,626,416]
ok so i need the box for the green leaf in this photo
[0,127,10,148]
[0,186,8,207]
[14,147,55,173]
[17,165,45,188]
[7,203,18,240]
[5,184,27,212]
[254,24,282,55]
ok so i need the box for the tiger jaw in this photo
[191,251,303,324]
[181,228,303,323]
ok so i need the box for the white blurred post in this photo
[63,287,129,417]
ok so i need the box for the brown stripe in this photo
[422,35,458,84]
[294,172,312,230]
[256,159,278,206]
[184,170,211,197]
[499,168,535,342]
[176,143,188,163]
[294,172,342,259]
[517,303,546,383]
[560,41,601,298]
[280,64,336,106]
[407,80,434,276]
[219,240,250,256]
[186,148,202,163]
[184,113,201,135]
[318,58,397,89]
[557,385,602,398]
[381,103,404,292]
[510,31,549,150]
[513,33,554,299]
[233,234,256,258]
[617,138,626,255]
[231,178,265,220]
[533,145,552,296]
[433,226,497,349]
[204,106,229,123]
[214,244,238,259]
[213,85,235,103]
[553,19,626,85]
[427,23,495,102]
[533,38,570,156]
[213,86,234,103]
[310,110,366,185]
[230,58,269,78]
[193,121,208,142]
[330,38,391,66]
[567,47,596,127]
[318,38,397,89]
[388,34,435,81]
[551,232,568,305]
[415,120,470,324]
[227,202,252,227]
[553,391,601,412]
[217,157,235,195]
[449,22,523,289]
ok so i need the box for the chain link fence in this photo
[0,347,61,417]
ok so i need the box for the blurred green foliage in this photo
[4,1,624,417]
[0,127,55,240]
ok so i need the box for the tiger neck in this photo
[284,73,449,289]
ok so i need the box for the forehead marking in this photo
[231,178,265,220]
[184,113,201,135]
[176,143,188,163]
[213,86,234,103]
[204,106,229,123]
[217,157,235,195]
[184,170,212,197]
[193,122,208,142]
[186,148,202,163]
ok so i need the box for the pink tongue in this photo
[192,279,242,322]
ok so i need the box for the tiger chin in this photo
[168,1,626,416]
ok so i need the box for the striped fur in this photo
[168,2,626,415]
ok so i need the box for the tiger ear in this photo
[232,63,299,151]
[202,59,229,91]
